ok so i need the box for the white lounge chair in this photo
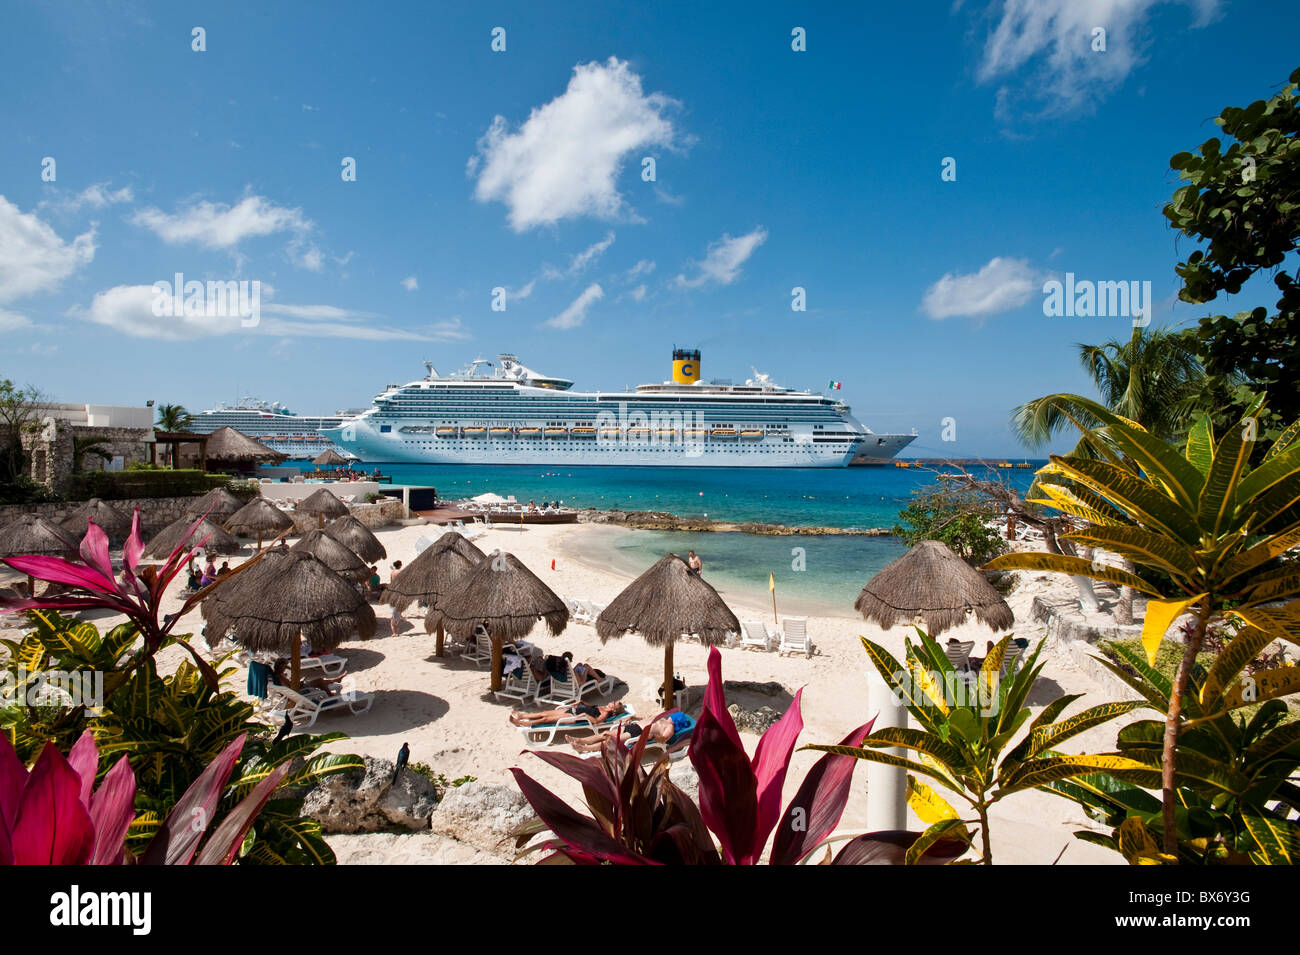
[571,599,599,625]
[778,618,812,657]
[516,704,636,745]
[1001,642,1027,677]
[944,640,975,671]
[299,653,348,681]
[740,620,774,651]
[461,632,492,668]
[495,659,550,703]
[265,684,373,728]
[536,660,604,706]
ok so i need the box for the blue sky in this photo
[1,0,1296,456]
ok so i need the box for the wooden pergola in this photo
[149,431,208,470]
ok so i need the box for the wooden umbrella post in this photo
[435,619,445,658]
[291,639,301,691]
[663,641,675,710]
[490,637,503,692]
[257,530,263,551]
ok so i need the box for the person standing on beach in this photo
[687,551,702,575]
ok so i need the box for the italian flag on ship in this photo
[828,380,842,390]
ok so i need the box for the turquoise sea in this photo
[281,461,1042,615]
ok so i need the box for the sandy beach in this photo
[1,519,1133,864]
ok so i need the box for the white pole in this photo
[865,669,907,832]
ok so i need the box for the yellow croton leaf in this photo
[907,775,959,825]
[1140,595,1206,666]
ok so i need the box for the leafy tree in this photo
[1167,66,1300,438]
[987,395,1300,856]
[0,376,44,485]
[154,404,194,467]
[1011,326,1208,449]
[892,486,1005,567]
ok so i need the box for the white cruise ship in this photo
[190,399,356,459]
[321,350,915,468]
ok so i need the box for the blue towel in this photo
[247,661,274,700]
[667,713,696,745]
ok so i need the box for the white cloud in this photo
[77,183,134,208]
[0,196,96,304]
[289,240,324,272]
[976,0,1218,119]
[545,283,604,329]
[568,232,615,275]
[628,284,647,303]
[624,259,655,281]
[470,58,681,231]
[131,194,312,250]
[674,227,767,289]
[71,285,422,341]
[430,317,472,341]
[401,276,419,291]
[0,309,32,332]
[920,256,1041,319]
[510,279,536,301]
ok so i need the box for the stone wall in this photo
[0,495,208,535]
[6,421,152,497]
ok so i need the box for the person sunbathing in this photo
[509,701,625,727]
[568,713,684,752]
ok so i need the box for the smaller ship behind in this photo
[190,398,358,459]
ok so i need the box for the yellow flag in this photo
[768,572,775,592]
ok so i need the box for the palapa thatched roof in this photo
[377,530,483,615]
[186,487,246,521]
[224,497,294,535]
[200,548,376,654]
[291,529,370,582]
[0,514,78,558]
[853,540,1013,638]
[297,488,349,519]
[312,449,349,467]
[201,426,287,464]
[60,498,132,544]
[438,550,568,643]
[596,553,739,648]
[322,514,386,563]
[145,516,240,559]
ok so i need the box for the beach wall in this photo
[0,495,207,535]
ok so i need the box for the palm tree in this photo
[154,404,194,467]
[1012,327,1209,623]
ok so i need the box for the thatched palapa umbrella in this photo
[0,515,78,596]
[60,498,132,545]
[224,497,294,549]
[145,516,240,559]
[200,548,375,688]
[186,487,245,522]
[853,540,1013,638]
[291,529,370,582]
[313,449,349,467]
[297,488,350,528]
[439,550,568,691]
[596,554,739,709]
[195,426,287,472]
[323,515,386,563]
[377,531,484,656]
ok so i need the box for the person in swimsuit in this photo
[568,714,679,752]
[509,701,626,726]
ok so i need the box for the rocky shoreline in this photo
[576,508,894,536]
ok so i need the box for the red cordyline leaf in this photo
[770,717,876,865]
[193,762,289,865]
[525,748,621,834]
[0,554,118,596]
[78,519,116,590]
[140,733,247,865]
[10,743,95,865]
[509,767,658,865]
[88,756,137,866]
[67,732,99,811]
[831,829,968,865]
[691,703,760,863]
[750,684,804,853]
[0,733,26,865]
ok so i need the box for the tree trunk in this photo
[1116,558,1135,626]
[1162,602,1211,857]
[490,637,503,692]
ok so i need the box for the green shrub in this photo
[0,476,55,505]
[64,469,232,501]
[892,487,1006,566]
